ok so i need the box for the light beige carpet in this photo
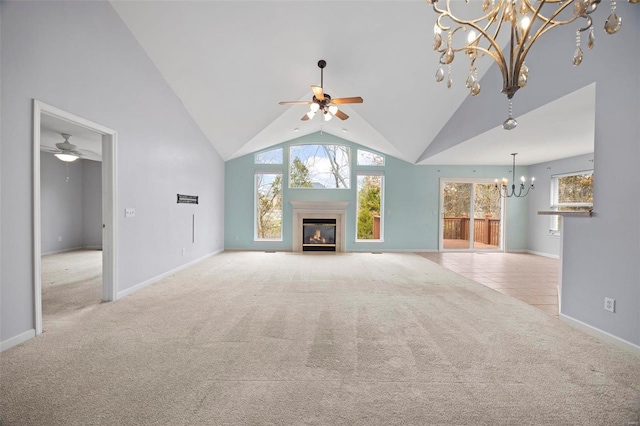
[40,249,103,330]
[1,251,639,425]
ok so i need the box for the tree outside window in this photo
[289,144,350,189]
[255,173,282,240]
[550,171,593,233]
[357,174,383,240]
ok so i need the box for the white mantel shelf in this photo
[289,201,350,210]
[537,210,593,217]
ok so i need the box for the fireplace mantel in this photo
[289,201,349,210]
[290,201,349,252]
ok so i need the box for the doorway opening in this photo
[440,179,504,251]
[33,100,118,336]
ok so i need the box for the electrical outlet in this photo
[58,236,62,242]
[604,297,615,313]
[181,248,186,256]
[125,208,136,218]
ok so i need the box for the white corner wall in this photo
[82,159,103,249]
[526,154,594,258]
[0,1,225,347]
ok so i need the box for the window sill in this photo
[537,210,593,217]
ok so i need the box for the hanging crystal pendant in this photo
[502,99,518,130]
[572,30,583,67]
[465,73,475,88]
[440,47,454,64]
[573,47,584,66]
[435,67,445,82]
[605,12,622,34]
[433,32,443,50]
[518,71,527,88]
[447,77,452,89]
[519,0,528,14]
[588,29,595,49]
[573,0,589,17]
[471,81,481,96]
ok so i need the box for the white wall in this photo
[526,154,594,258]
[40,152,84,254]
[82,159,102,249]
[425,3,640,347]
[40,153,103,254]
[0,1,225,346]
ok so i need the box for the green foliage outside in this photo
[357,175,382,239]
[289,157,313,188]
[256,174,282,239]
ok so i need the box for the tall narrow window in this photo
[356,173,384,241]
[550,171,593,233]
[255,173,283,240]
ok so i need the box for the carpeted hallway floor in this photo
[1,251,639,425]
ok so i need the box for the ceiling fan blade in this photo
[311,85,325,101]
[301,114,310,121]
[334,109,349,120]
[330,97,363,105]
[279,101,312,105]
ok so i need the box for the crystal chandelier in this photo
[495,153,535,197]
[426,0,637,130]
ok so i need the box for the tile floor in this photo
[417,252,560,317]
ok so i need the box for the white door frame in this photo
[33,100,118,336]
[439,178,505,252]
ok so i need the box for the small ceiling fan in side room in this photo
[279,59,363,122]
[41,133,99,162]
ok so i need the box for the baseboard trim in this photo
[526,250,560,259]
[82,245,103,250]
[1,329,36,352]
[560,313,640,355]
[116,249,223,300]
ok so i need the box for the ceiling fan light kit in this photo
[53,133,81,162]
[279,59,363,122]
[425,0,637,129]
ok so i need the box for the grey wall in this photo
[40,152,84,254]
[82,159,102,249]
[526,154,594,257]
[426,3,640,346]
[1,1,225,345]
[40,153,103,254]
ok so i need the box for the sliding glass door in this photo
[441,180,503,251]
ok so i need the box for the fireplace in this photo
[302,219,336,251]
[290,201,348,252]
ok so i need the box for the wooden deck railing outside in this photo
[443,216,500,247]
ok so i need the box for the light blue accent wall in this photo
[225,132,529,252]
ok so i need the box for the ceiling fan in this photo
[41,133,98,162]
[279,59,363,122]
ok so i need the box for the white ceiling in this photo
[110,1,594,166]
[40,113,103,161]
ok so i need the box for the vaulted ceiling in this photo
[110,1,594,166]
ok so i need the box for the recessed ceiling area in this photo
[41,113,103,162]
[418,83,596,166]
